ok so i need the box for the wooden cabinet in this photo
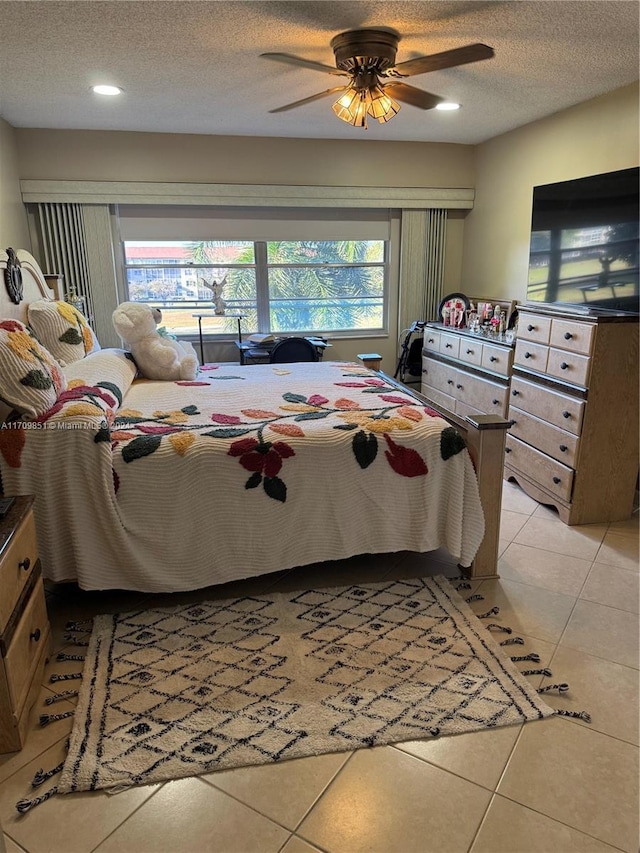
[421,323,514,419]
[505,306,639,525]
[0,496,51,753]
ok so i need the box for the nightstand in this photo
[0,496,51,753]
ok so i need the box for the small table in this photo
[192,313,245,365]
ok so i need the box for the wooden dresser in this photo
[0,496,51,753]
[421,323,515,419]
[505,305,639,525]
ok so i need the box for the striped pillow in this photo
[0,319,66,418]
[28,299,100,366]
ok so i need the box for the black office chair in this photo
[269,337,319,364]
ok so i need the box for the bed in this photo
[0,249,509,592]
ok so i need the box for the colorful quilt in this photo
[0,356,485,592]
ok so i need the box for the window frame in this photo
[120,238,390,339]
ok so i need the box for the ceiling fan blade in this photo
[392,43,494,77]
[269,86,348,113]
[260,53,347,76]
[384,82,444,110]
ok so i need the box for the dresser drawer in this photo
[458,339,483,367]
[454,371,508,417]
[421,356,460,396]
[549,319,595,356]
[514,340,549,372]
[546,348,591,387]
[4,581,49,712]
[421,383,456,412]
[518,312,552,345]
[509,407,579,466]
[505,435,574,502]
[509,377,585,435]
[0,511,38,634]
[481,343,513,377]
[423,329,441,354]
[439,332,461,359]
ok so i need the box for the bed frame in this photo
[0,248,509,580]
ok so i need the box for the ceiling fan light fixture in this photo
[332,82,400,128]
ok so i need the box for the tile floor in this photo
[1,480,638,853]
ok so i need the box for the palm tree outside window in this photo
[122,239,387,338]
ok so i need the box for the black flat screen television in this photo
[526,167,639,315]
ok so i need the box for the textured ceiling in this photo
[0,1,638,144]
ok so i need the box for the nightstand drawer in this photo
[509,407,579,466]
[549,319,595,356]
[547,348,591,387]
[5,581,49,712]
[510,377,585,435]
[505,435,574,502]
[0,511,38,634]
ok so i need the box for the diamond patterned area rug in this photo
[57,576,554,794]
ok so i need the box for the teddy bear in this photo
[112,302,199,381]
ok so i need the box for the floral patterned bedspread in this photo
[0,357,485,592]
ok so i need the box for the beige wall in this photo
[15,129,475,188]
[0,118,31,249]
[461,83,640,302]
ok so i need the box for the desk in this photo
[192,313,244,364]
[235,338,331,366]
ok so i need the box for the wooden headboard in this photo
[0,249,59,423]
[0,248,58,324]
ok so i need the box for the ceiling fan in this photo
[261,29,494,129]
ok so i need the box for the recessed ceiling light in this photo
[92,85,122,96]
[436,102,460,111]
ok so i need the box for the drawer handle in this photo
[456,384,463,389]
[524,351,532,359]
[505,447,512,453]
[560,362,569,370]
[466,348,473,354]
[492,399,500,405]
[447,379,454,385]
[428,338,434,343]
[512,389,520,396]
[552,476,561,484]
[30,628,41,643]
[489,356,498,362]
[559,444,568,452]
[562,410,571,419]
[527,324,535,332]
[19,557,31,572]
[445,343,453,349]
[564,332,573,340]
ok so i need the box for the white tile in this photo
[498,717,639,851]
[298,746,491,853]
[498,509,528,542]
[545,645,639,745]
[595,531,639,573]
[472,794,624,852]
[95,777,289,853]
[514,516,608,561]
[203,751,350,830]
[501,480,539,515]
[498,542,591,596]
[561,599,639,669]
[474,578,575,644]
[581,563,639,613]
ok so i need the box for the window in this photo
[118,206,391,338]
